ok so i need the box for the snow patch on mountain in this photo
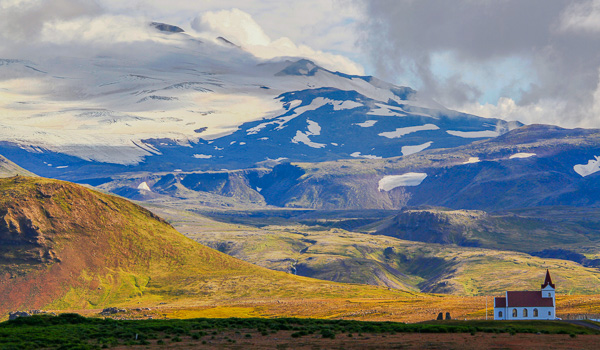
[248,98,330,135]
[368,103,406,116]
[446,130,500,138]
[378,124,439,139]
[353,120,377,128]
[292,120,326,148]
[509,153,536,159]
[193,154,213,159]
[137,182,151,191]
[306,120,321,135]
[402,142,433,156]
[574,156,600,177]
[463,157,480,164]
[378,173,427,191]
[350,152,381,159]
[331,100,363,110]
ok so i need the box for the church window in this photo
[523,309,528,317]
[548,311,551,316]
[499,311,503,318]
[533,309,538,317]
[547,293,551,297]
[512,309,517,317]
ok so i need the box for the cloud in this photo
[559,0,600,33]
[0,1,364,75]
[354,0,600,128]
[193,8,270,46]
[40,15,156,45]
[0,0,103,42]
[96,0,363,55]
[191,8,364,75]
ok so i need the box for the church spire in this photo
[541,269,555,289]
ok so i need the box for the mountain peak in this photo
[150,22,184,33]
[275,59,320,76]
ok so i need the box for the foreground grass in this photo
[1,314,598,350]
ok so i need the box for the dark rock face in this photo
[150,22,184,33]
[100,307,126,316]
[375,208,484,246]
[530,249,600,268]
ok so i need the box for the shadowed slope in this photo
[0,155,35,178]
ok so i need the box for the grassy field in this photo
[1,313,599,350]
[150,206,600,296]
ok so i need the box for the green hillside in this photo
[0,176,414,318]
[159,207,600,296]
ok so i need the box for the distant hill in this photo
[371,206,600,253]
[0,155,35,178]
[0,177,409,318]
[166,207,600,296]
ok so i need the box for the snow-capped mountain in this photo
[0,23,519,180]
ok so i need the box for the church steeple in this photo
[541,269,555,289]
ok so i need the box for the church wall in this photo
[496,306,555,320]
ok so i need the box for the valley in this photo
[0,176,491,323]
[0,14,600,350]
[148,205,600,296]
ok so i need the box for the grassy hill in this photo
[0,176,424,319]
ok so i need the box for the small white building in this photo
[494,270,556,320]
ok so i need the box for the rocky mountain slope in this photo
[92,124,600,211]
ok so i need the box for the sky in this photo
[1,0,600,128]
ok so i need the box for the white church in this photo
[494,270,556,320]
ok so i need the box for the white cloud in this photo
[455,97,561,126]
[191,8,364,75]
[559,0,600,33]
[0,0,36,9]
[97,0,364,58]
[195,8,270,46]
[0,0,103,42]
[40,15,156,44]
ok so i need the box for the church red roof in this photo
[494,297,506,307]
[506,291,554,307]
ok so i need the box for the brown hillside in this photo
[0,176,412,318]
